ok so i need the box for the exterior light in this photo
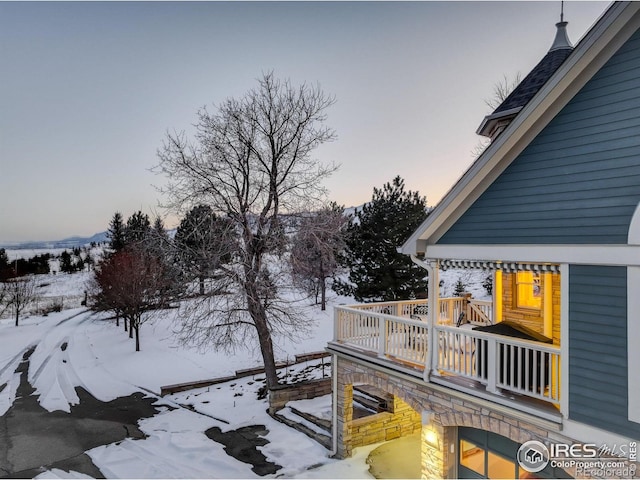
[422,410,440,449]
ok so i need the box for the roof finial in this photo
[550,2,573,52]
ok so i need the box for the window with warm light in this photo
[515,271,541,309]
[457,427,571,479]
[460,439,485,476]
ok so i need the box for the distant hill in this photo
[2,232,109,250]
[1,228,180,251]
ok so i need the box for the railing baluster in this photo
[524,349,535,394]
[487,336,498,393]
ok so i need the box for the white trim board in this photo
[423,244,640,267]
[628,266,640,424]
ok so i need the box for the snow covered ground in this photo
[0,303,366,478]
[0,263,488,478]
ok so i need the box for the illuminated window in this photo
[515,271,541,309]
[488,452,516,479]
[460,439,485,475]
[458,428,570,479]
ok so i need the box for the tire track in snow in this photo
[28,310,98,412]
[68,314,150,403]
[0,311,88,415]
[0,347,35,415]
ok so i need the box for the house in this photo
[327,2,640,478]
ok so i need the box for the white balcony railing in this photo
[433,324,560,405]
[334,307,429,366]
[334,299,560,407]
[341,297,492,326]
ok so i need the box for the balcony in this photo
[329,298,561,420]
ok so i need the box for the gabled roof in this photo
[401,1,640,257]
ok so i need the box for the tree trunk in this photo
[245,281,279,389]
[116,315,120,327]
[253,316,278,389]
[129,319,134,338]
[124,317,128,332]
[135,325,140,352]
[199,275,205,296]
[15,309,19,327]
[321,277,326,311]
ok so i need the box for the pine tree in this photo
[174,205,234,295]
[60,251,74,273]
[107,212,126,252]
[0,249,13,280]
[125,211,151,246]
[483,275,493,296]
[333,176,429,302]
[148,216,170,257]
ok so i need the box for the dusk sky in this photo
[0,1,611,244]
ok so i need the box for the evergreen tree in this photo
[0,248,13,280]
[333,176,429,302]
[125,211,151,246]
[152,216,168,239]
[147,216,170,257]
[108,212,126,251]
[85,251,94,272]
[60,251,75,273]
[174,205,234,295]
[25,254,50,275]
[454,278,466,297]
[483,275,493,296]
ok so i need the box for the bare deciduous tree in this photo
[5,276,36,326]
[0,281,8,317]
[290,205,346,310]
[484,72,522,110]
[155,72,336,389]
[472,73,523,158]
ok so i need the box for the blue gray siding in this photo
[568,265,640,438]
[439,28,640,245]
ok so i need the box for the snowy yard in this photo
[0,253,488,478]
[0,284,379,478]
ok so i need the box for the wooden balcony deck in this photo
[332,298,562,420]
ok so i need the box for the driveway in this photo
[0,346,159,478]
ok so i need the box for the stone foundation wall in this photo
[350,396,421,449]
[268,378,331,414]
[334,355,638,479]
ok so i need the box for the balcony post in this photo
[379,315,387,358]
[486,336,498,393]
[411,256,439,383]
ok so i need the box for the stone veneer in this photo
[268,378,332,414]
[349,388,421,448]
[334,354,638,479]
